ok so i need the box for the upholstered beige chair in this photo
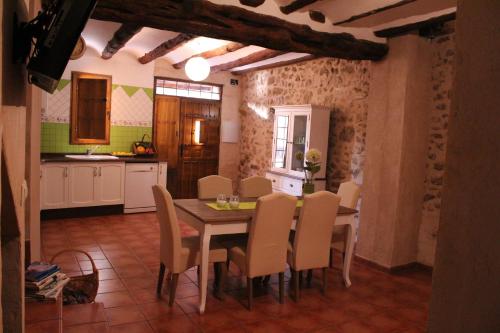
[198,175,233,199]
[226,192,297,309]
[152,185,228,305]
[239,176,273,198]
[288,191,341,301]
[330,181,361,267]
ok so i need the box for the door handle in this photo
[93,167,98,177]
[98,167,102,177]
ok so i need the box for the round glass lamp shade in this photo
[185,57,210,81]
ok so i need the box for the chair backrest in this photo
[292,191,341,270]
[239,176,273,198]
[152,185,182,272]
[337,181,361,209]
[197,175,233,199]
[246,193,297,278]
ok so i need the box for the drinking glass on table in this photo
[229,195,240,209]
[216,194,227,208]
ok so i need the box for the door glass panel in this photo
[291,115,307,172]
[274,115,289,168]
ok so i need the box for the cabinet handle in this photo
[64,167,68,178]
[290,184,294,188]
[272,179,276,183]
[99,167,102,177]
[93,167,97,177]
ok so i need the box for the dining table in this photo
[173,198,358,314]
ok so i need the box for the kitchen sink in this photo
[65,154,119,160]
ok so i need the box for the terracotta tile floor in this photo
[40,213,432,332]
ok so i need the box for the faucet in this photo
[86,145,100,155]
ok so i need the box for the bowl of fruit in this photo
[132,134,156,157]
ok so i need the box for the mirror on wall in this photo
[70,71,112,144]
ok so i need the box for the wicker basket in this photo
[50,249,99,305]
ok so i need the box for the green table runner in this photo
[206,200,303,211]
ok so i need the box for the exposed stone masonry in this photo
[239,58,371,191]
[418,31,455,266]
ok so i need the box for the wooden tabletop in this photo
[174,199,357,224]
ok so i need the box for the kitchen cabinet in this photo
[41,162,125,210]
[266,104,330,196]
[40,164,69,209]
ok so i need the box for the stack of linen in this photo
[25,262,69,302]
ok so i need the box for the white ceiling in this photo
[83,0,457,73]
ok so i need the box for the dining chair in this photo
[152,185,228,305]
[198,175,233,199]
[288,191,341,301]
[330,181,360,267]
[239,176,273,198]
[226,192,297,310]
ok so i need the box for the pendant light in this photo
[185,56,210,81]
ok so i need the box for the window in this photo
[155,78,221,101]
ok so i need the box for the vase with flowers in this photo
[295,148,322,194]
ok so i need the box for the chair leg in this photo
[279,272,285,304]
[197,266,201,283]
[299,270,303,287]
[157,263,166,295]
[292,269,300,302]
[263,275,271,286]
[169,273,179,306]
[214,263,226,300]
[213,263,220,289]
[247,277,253,310]
[322,267,328,295]
[329,248,334,268]
[306,269,313,287]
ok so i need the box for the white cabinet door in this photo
[158,162,167,187]
[68,164,98,207]
[41,164,68,209]
[96,163,125,205]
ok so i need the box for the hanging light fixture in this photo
[185,56,210,81]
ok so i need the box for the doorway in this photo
[153,78,222,198]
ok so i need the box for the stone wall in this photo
[418,32,455,266]
[239,58,371,191]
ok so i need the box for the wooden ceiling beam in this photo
[309,10,325,23]
[138,33,195,64]
[173,42,246,69]
[102,24,142,59]
[280,0,318,15]
[374,12,456,38]
[333,0,418,26]
[239,0,265,7]
[92,0,388,61]
[232,54,316,75]
[211,49,286,73]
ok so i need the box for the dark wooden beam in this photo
[239,0,265,7]
[280,0,318,15]
[92,0,388,61]
[211,49,286,73]
[101,24,142,59]
[333,0,418,25]
[374,12,456,38]
[232,54,315,75]
[173,42,246,69]
[309,10,325,23]
[138,33,195,64]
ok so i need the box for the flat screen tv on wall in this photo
[21,0,97,93]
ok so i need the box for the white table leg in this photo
[343,217,355,288]
[198,224,211,314]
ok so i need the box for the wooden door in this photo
[177,99,220,198]
[154,96,180,195]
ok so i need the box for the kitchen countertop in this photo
[41,153,165,164]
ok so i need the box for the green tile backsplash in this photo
[41,122,152,153]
